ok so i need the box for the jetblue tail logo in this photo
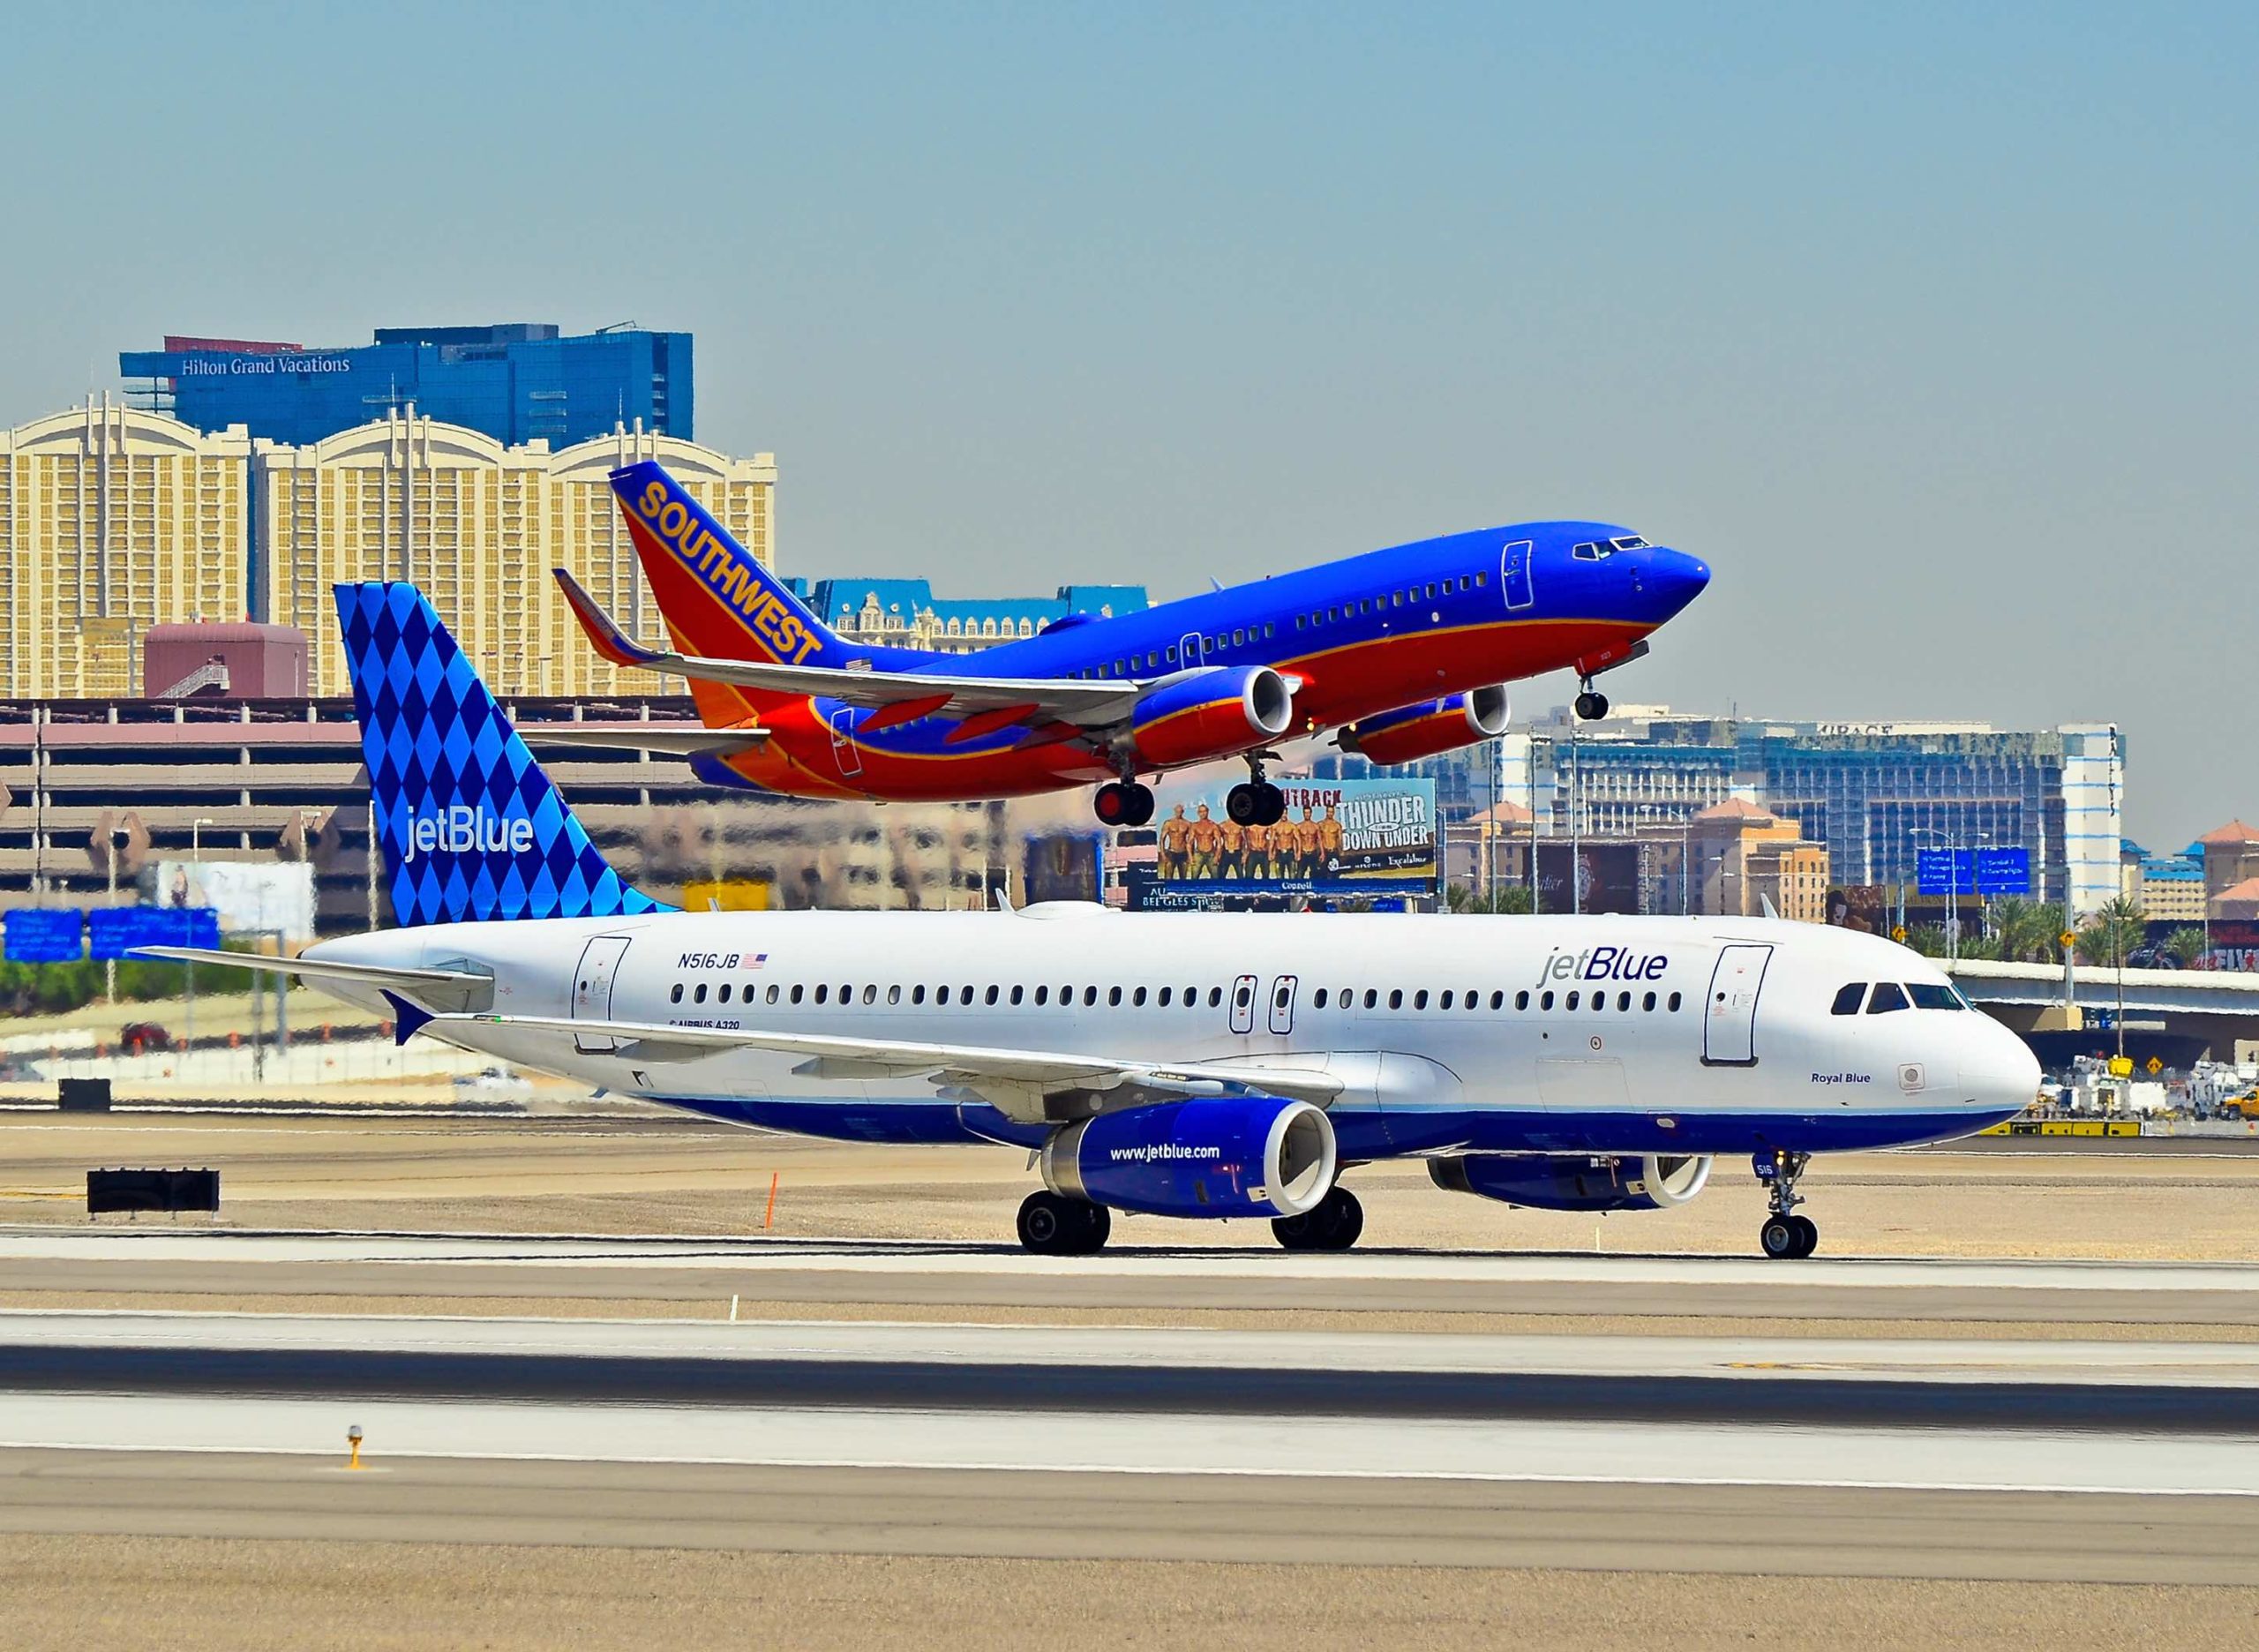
[611,461,837,666]
[335,582,671,927]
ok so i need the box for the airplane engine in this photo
[1041,1094,1337,1219]
[1129,665,1294,769]
[1428,1152,1711,1213]
[1340,686,1509,767]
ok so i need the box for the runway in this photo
[5,1235,2259,1588]
[11,1228,2259,1327]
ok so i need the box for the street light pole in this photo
[186,816,214,1052]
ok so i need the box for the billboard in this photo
[4,908,86,963]
[144,861,317,941]
[1532,841,1643,916]
[1123,778,1437,910]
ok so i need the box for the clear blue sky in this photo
[3,3,2252,845]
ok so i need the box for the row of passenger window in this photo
[1062,572,1491,681]
[664,979,1683,1014]
[1829,980,1970,1016]
[1293,574,1486,633]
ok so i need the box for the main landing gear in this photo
[1754,1149,1818,1258]
[1227,754,1287,828]
[1017,1190,1112,1255]
[1573,676,1610,722]
[1093,780,1154,828]
[1272,1186,1363,1251]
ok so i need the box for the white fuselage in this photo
[306,905,2038,1160]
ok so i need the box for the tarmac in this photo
[7,1109,2259,1645]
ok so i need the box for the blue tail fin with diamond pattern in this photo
[336,582,672,927]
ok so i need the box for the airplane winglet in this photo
[553,567,671,671]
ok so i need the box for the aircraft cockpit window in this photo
[1572,542,1600,559]
[1907,983,1968,1011]
[1865,981,1910,1015]
[1830,983,1865,1016]
[1611,537,1648,551]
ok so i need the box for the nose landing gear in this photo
[1754,1149,1818,1258]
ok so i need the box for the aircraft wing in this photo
[432,1010,1342,1122]
[129,948,496,1013]
[554,567,1148,727]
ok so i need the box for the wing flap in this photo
[435,1011,1342,1119]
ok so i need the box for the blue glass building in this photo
[784,576,1148,653]
[120,325,691,448]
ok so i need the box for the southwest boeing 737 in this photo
[546,462,1709,827]
[145,584,2038,1259]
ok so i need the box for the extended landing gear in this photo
[1227,753,1287,828]
[1093,780,1155,828]
[1754,1149,1817,1258]
[1017,1190,1112,1255]
[1573,679,1610,722]
[1272,1186,1363,1251]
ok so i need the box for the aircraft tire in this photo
[1092,784,1130,827]
[1760,1216,1801,1258]
[1272,1186,1362,1251]
[1077,1201,1114,1252]
[1255,783,1287,827]
[1120,784,1155,828]
[1575,690,1610,721]
[1790,1214,1819,1258]
[1227,783,1264,827]
[1018,1190,1080,1254]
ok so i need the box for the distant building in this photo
[121,325,693,449]
[144,623,307,699]
[1513,704,2122,917]
[2197,822,2259,909]
[255,410,774,698]
[787,577,1149,654]
[0,400,253,698]
[2121,837,2206,923]
[1688,798,1831,923]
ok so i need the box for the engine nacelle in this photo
[1428,1152,1712,1213]
[1042,1094,1337,1218]
[1129,665,1294,769]
[1340,686,1509,767]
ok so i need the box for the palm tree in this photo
[2164,926,2210,969]
[2076,895,2148,972]
[1988,897,2063,964]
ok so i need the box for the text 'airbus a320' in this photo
[550,462,1708,827]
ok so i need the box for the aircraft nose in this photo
[1964,1020,2043,1123]
[1642,548,1709,620]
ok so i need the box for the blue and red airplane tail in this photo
[607,462,849,672]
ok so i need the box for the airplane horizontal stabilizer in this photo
[552,567,1152,727]
[130,947,496,1013]
[521,725,770,759]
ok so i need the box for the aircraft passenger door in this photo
[1502,539,1535,612]
[828,705,864,777]
[1176,630,1204,672]
[571,935,633,1054]
[1267,974,1298,1035]
[1228,973,1259,1034]
[1700,942,1773,1067]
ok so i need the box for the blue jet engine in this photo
[1428,1153,1712,1213]
[1040,1094,1336,1219]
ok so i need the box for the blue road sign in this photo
[1916,847,2031,897]
[1974,846,2030,896]
[89,906,221,961]
[4,908,86,963]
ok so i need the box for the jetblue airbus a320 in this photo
[548,462,1708,827]
[144,584,2039,1261]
